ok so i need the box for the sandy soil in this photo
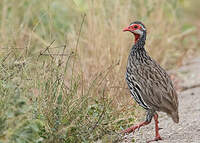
[121,57,200,143]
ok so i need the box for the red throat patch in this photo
[134,34,140,43]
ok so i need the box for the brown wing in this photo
[133,59,179,115]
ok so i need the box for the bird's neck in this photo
[131,32,146,52]
[128,32,150,64]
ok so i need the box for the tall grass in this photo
[0,0,199,142]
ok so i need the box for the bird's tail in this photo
[171,111,179,123]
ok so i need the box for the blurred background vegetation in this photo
[0,0,199,142]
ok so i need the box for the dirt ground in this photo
[121,57,200,143]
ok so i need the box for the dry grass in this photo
[0,0,199,142]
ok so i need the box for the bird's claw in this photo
[137,126,141,131]
[121,126,138,134]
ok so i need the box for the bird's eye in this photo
[134,25,138,29]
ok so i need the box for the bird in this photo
[122,21,179,142]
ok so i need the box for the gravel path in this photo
[122,57,200,143]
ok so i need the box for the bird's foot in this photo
[147,135,162,143]
[122,121,150,134]
[122,125,139,134]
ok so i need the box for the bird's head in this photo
[123,21,146,43]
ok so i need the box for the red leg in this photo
[122,121,150,134]
[147,114,162,143]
